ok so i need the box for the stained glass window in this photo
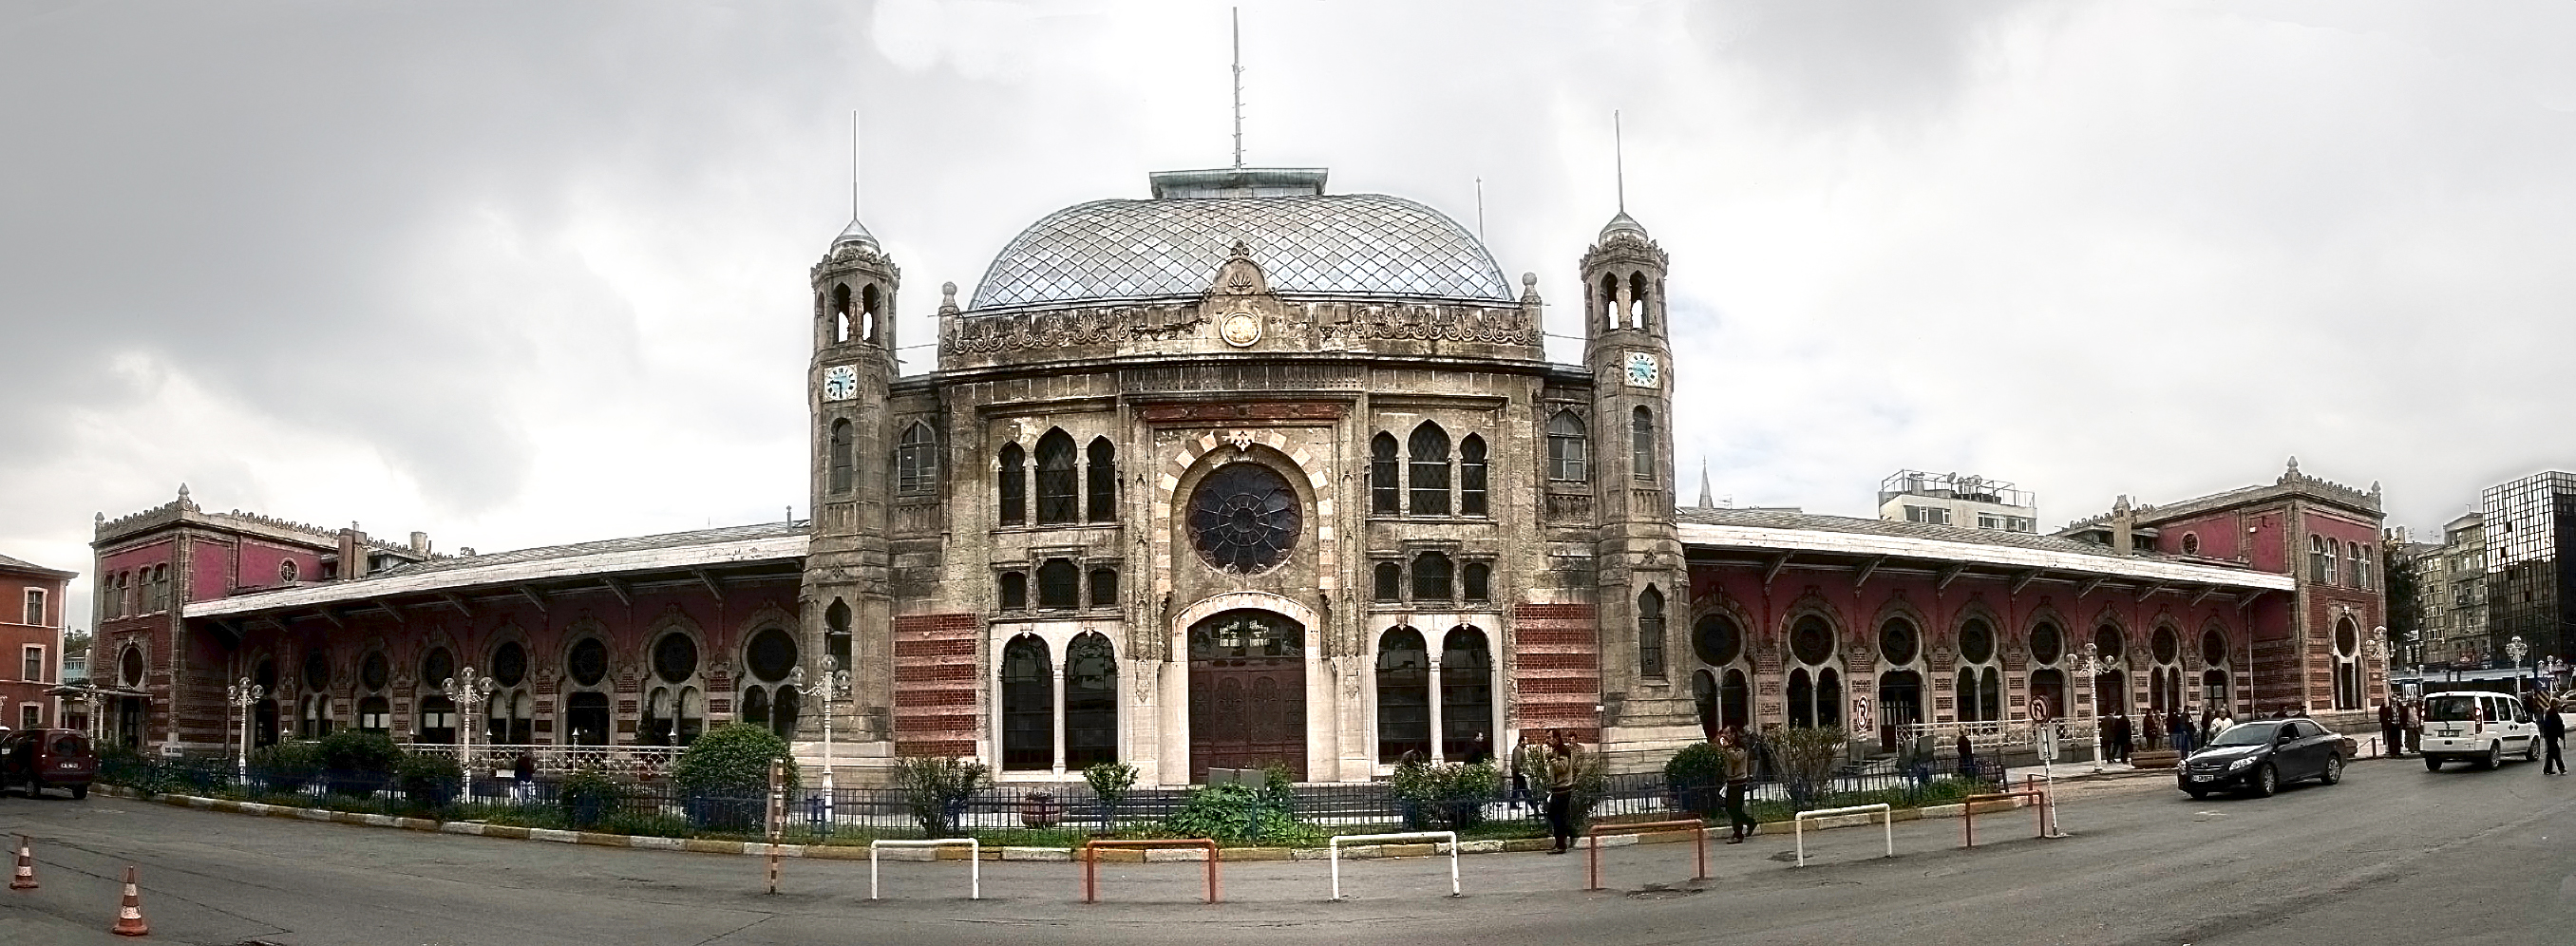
[1188,464,1302,573]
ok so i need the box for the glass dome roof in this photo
[969,193,1513,310]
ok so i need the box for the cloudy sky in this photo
[7,0,2573,630]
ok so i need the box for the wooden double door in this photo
[1186,609,1308,783]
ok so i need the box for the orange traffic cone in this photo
[110,865,148,937]
[9,835,34,890]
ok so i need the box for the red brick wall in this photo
[1511,603,1598,744]
[892,613,979,758]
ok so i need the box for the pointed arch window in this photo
[1599,274,1620,331]
[1086,437,1117,522]
[1631,407,1657,482]
[825,598,853,672]
[1036,558,1079,609]
[1637,586,1667,678]
[1628,272,1651,330]
[1034,429,1078,524]
[1371,432,1401,514]
[1001,635,1053,771]
[997,443,1026,525]
[829,284,852,344]
[1546,412,1588,482]
[1375,626,1430,763]
[1441,626,1493,759]
[1458,434,1488,516]
[1461,562,1491,602]
[828,420,854,495]
[896,422,937,497]
[861,283,882,344]
[1064,633,1118,768]
[1408,422,1450,515]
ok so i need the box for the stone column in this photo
[1428,656,1445,764]
[1051,660,1068,777]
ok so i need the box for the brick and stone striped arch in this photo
[1147,430,1336,600]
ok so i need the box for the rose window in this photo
[1187,464,1302,573]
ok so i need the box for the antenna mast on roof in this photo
[850,109,862,219]
[1614,109,1625,213]
[1475,177,1486,240]
[1231,7,1245,169]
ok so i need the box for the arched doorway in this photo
[1876,617,1923,752]
[1189,609,1306,782]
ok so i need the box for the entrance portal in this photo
[1187,609,1307,782]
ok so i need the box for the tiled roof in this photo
[1676,505,2292,591]
[1679,506,2141,559]
[372,521,809,578]
[0,551,76,577]
[970,194,1512,309]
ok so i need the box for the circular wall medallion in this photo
[1187,463,1302,572]
[1220,312,1262,347]
[1790,616,1835,666]
[1960,619,1995,665]
[1879,618,1920,666]
[1693,614,1741,667]
[2029,623,2063,665]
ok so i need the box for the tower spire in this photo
[850,108,861,219]
[1698,458,1714,509]
[1231,7,1245,169]
[1614,109,1625,214]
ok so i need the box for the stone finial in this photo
[94,512,104,525]
[177,482,189,501]
[1523,272,1538,290]
[2285,456,2301,476]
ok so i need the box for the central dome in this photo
[970,176,1512,310]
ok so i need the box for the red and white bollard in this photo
[110,865,149,937]
[9,835,35,890]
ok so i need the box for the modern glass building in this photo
[2481,471,2576,672]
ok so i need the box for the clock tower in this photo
[1582,209,1690,759]
[804,214,900,752]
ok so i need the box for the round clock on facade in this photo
[1220,312,1262,347]
[1187,463,1301,572]
[1624,351,1660,388]
[822,365,858,401]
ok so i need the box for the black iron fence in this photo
[97,752,2001,847]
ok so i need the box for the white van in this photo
[2418,691,2540,770]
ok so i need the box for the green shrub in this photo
[1391,759,1502,829]
[317,730,402,793]
[1766,726,1848,810]
[672,724,800,797]
[896,756,990,838]
[1158,781,1316,846]
[251,741,328,793]
[559,766,626,829]
[395,753,465,809]
[1083,761,1139,831]
[1662,743,1728,817]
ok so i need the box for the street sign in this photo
[2036,724,2059,763]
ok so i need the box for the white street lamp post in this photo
[226,677,263,779]
[444,668,496,777]
[2079,644,2105,772]
[787,659,855,823]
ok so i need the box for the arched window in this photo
[771,684,801,740]
[738,686,770,732]
[2350,541,2373,590]
[1693,670,1719,741]
[1441,626,1493,759]
[1412,552,1453,601]
[1461,562,1490,602]
[1088,568,1119,607]
[1373,562,1403,602]
[996,443,1026,525]
[1034,429,1078,524]
[2333,618,2361,710]
[1086,437,1117,522]
[1546,412,1588,482]
[1036,558,1079,609]
[1628,272,1651,330]
[2029,669,2067,722]
[2308,536,2332,584]
[824,599,852,672]
[1631,407,1657,482]
[1788,668,1814,728]
[896,422,937,497]
[299,694,331,739]
[744,628,798,685]
[102,574,118,620]
[1375,626,1430,763]
[563,691,608,747]
[861,284,882,343]
[1371,432,1401,514]
[828,420,854,495]
[1458,435,1488,516]
[1001,635,1053,770]
[999,572,1027,610]
[418,695,457,745]
[645,687,675,747]
[1064,633,1117,768]
[1818,667,1843,727]
[1599,274,1620,331]
[1721,668,1751,730]
[1408,422,1450,515]
[1637,586,1666,678]
[829,284,851,343]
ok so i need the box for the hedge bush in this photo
[672,724,800,797]
[250,741,327,793]
[1662,743,1729,817]
[1391,759,1502,829]
[396,753,465,809]
[317,730,403,793]
[897,756,990,837]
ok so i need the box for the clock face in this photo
[1624,351,1660,388]
[1220,312,1262,348]
[822,365,858,402]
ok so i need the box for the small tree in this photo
[559,766,625,828]
[396,752,466,810]
[1767,727,1848,810]
[1662,743,1728,818]
[898,757,991,838]
[250,741,327,794]
[1391,759,1502,830]
[1082,761,1138,832]
[317,730,403,795]
[672,724,801,796]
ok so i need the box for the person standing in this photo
[2142,709,2162,752]
[1956,730,1979,783]
[2169,709,2195,756]
[2110,713,2132,763]
[1506,737,1532,810]
[1719,728,1758,842]
[2539,700,2567,776]
[1545,729,1581,854]
[512,751,537,804]
[2397,699,2419,756]
[2378,701,2403,759]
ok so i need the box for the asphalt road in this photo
[2,756,2572,946]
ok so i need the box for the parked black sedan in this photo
[2177,718,2346,799]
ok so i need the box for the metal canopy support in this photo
[313,608,344,630]
[517,584,549,615]
[2077,575,2112,597]
[1762,553,1792,589]
[2136,581,2167,600]
[2011,570,2043,595]
[692,569,726,603]
[2190,585,2224,607]
[602,577,633,607]
[1936,562,1970,590]
[1852,556,1885,589]
[376,600,407,627]
[440,593,473,618]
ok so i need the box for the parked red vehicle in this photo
[0,728,96,800]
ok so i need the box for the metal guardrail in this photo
[1792,804,1892,867]
[1327,831,1459,900]
[869,839,979,900]
[1584,820,1706,891]
[1082,839,1219,904]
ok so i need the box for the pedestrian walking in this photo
[1956,730,1979,783]
[2169,709,2195,755]
[1506,738,1532,809]
[1465,730,1490,765]
[512,752,537,804]
[2539,700,2567,776]
[2110,713,2132,763]
[1719,727,1757,843]
[1544,729,1581,854]
[2397,699,2419,756]
[2378,701,2403,759]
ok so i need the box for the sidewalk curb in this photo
[92,785,2029,863]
